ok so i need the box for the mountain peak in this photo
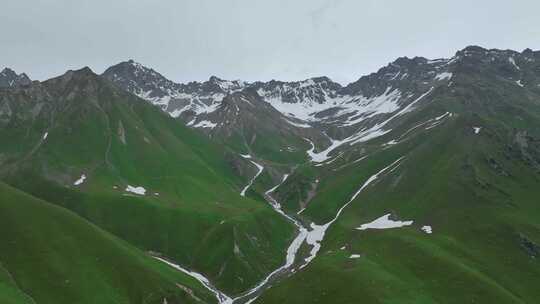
[1,67,15,75]
[77,66,95,75]
[0,67,32,88]
[61,66,98,79]
[209,75,223,82]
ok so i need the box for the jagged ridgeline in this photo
[1,45,540,304]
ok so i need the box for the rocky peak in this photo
[0,68,32,88]
[42,67,113,98]
[205,76,247,93]
[341,54,452,98]
[451,46,538,79]
[102,60,179,101]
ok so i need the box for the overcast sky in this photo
[2,0,539,84]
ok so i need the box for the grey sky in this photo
[2,0,539,84]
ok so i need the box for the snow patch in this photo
[356,214,413,231]
[349,254,361,259]
[42,132,48,140]
[193,120,217,129]
[473,127,482,134]
[509,57,520,70]
[434,72,453,81]
[125,185,146,195]
[421,226,433,234]
[299,157,405,268]
[73,174,86,186]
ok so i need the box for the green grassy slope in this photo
[0,182,215,304]
[0,69,294,296]
[257,75,540,303]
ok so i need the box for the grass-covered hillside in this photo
[0,181,216,304]
[257,51,540,303]
[0,68,294,297]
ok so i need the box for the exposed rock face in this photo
[0,68,31,88]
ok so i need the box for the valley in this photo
[1,45,540,304]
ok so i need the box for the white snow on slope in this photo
[356,214,413,231]
[473,127,482,134]
[339,88,402,126]
[509,57,520,70]
[238,225,307,304]
[435,72,453,81]
[154,257,232,304]
[73,174,86,186]
[235,173,307,304]
[265,174,290,196]
[42,132,48,140]
[424,112,452,130]
[138,90,224,119]
[156,158,406,304]
[305,88,433,163]
[258,87,402,124]
[516,80,524,87]
[300,156,405,267]
[349,254,361,259]
[283,118,311,128]
[126,185,146,195]
[193,120,217,129]
[240,161,264,196]
[421,225,433,234]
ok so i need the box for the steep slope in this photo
[0,68,31,88]
[253,46,540,303]
[0,181,215,304]
[188,90,328,164]
[0,68,295,296]
[3,45,540,304]
[102,61,329,165]
[100,57,456,165]
[102,60,246,120]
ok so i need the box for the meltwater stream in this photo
[156,157,405,304]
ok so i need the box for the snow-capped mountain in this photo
[102,60,247,121]
[0,68,31,88]
[102,46,540,162]
[102,55,457,130]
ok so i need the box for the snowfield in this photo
[356,214,413,231]
[305,88,434,163]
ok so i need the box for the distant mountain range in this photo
[1,45,540,304]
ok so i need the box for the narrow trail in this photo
[156,156,405,304]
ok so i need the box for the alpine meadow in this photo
[1,1,540,304]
